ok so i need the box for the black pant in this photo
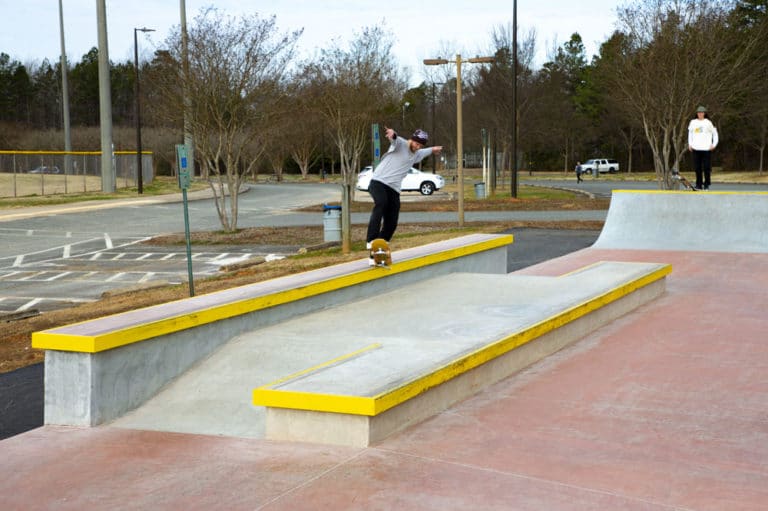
[692,150,711,189]
[366,180,400,242]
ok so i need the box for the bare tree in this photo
[602,0,768,187]
[470,25,537,181]
[151,9,301,231]
[300,25,405,252]
[287,80,323,179]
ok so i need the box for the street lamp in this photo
[134,27,155,194]
[424,55,494,226]
[511,0,518,198]
[402,101,410,126]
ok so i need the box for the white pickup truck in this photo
[580,158,620,174]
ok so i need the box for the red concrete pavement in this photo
[1,247,766,510]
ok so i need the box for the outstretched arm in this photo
[431,146,443,155]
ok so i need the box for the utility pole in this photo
[58,0,72,174]
[511,0,519,198]
[96,0,115,192]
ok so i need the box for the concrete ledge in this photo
[35,233,512,426]
[254,262,671,447]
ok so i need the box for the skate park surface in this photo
[2,190,768,510]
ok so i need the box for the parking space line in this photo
[106,272,125,282]
[136,253,154,260]
[138,272,156,283]
[17,271,46,281]
[17,298,42,311]
[63,245,71,258]
[46,272,73,281]
[112,253,126,260]
[161,254,176,260]
[90,253,103,261]
[104,233,113,249]
[13,255,24,267]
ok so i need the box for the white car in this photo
[356,166,445,196]
[580,158,620,174]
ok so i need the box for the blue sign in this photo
[372,123,381,166]
[176,144,191,189]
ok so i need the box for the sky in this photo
[0,0,621,85]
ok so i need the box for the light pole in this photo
[511,0,518,198]
[424,55,494,226]
[402,101,410,126]
[430,82,445,173]
[58,0,72,175]
[134,27,155,194]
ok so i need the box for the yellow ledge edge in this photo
[252,263,672,416]
[31,234,514,353]
[612,189,768,196]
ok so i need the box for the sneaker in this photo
[366,241,372,250]
[368,256,375,267]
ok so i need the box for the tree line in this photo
[1,0,766,192]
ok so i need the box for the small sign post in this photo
[176,144,195,297]
[372,124,381,166]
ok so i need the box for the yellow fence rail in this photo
[0,151,153,198]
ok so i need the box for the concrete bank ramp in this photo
[593,190,768,253]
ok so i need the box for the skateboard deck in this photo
[370,238,392,267]
[672,170,697,191]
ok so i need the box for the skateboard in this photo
[370,238,392,267]
[672,170,697,191]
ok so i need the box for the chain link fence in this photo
[0,151,154,198]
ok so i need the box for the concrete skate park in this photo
[2,190,768,510]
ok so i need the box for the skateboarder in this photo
[365,128,442,261]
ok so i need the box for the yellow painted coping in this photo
[0,150,152,155]
[611,189,768,196]
[32,234,513,354]
[252,262,672,417]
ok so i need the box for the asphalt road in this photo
[524,177,768,198]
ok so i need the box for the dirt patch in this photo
[305,195,611,214]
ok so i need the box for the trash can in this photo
[474,182,486,199]
[322,204,342,242]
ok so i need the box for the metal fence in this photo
[0,151,153,198]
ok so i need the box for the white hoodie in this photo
[688,118,719,151]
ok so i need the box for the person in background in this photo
[575,161,583,183]
[688,106,719,190]
[366,128,442,258]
